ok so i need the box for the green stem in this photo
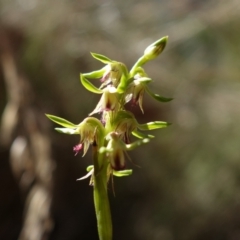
[129,56,147,77]
[93,143,112,240]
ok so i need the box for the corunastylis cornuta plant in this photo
[46,36,172,240]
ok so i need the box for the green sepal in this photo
[116,64,130,93]
[91,52,113,64]
[146,86,173,102]
[80,74,103,94]
[46,114,77,128]
[132,130,155,139]
[113,169,132,177]
[55,127,79,134]
[126,138,150,150]
[82,67,106,79]
[138,121,171,130]
[87,165,94,172]
[136,77,152,83]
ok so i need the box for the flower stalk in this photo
[92,142,112,240]
[46,36,172,240]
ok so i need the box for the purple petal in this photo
[73,143,83,156]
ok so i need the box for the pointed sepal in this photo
[82,67,106,79]
[132,130,155,139]
[138,121,171,130]
[91,53,113,64]
[126,138,150,150]
[80,74,103,94]
[146,87,173,102]
[113,169,132,177]
[45,114,77,128]
[55,128,79,134]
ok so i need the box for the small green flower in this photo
[82,57,127,90]
[89,85,120,116]
[111,110,171,141]
[74,117,105,156]
[45,114,104,156]
[74,122,96,156]
[125,67,173,111]
[125,72,151,113]
[106,132,127,170]
[100,62,124,88]
[111,110,137,143]
[100,132,151,172]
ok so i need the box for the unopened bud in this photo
[143,36,168,61]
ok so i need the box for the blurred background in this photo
[1,0,240,239]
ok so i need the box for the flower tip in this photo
[163,97,174,102]
[76,168,94,181]
[113,169,133,177]
[156,36,168,47]
[162,35,169,42]
[142,138,150,143]
[73,143,83,156]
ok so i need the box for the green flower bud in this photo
[143,36,168,61]
[129,37,168,77]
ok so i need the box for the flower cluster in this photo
[46,36,172,183]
